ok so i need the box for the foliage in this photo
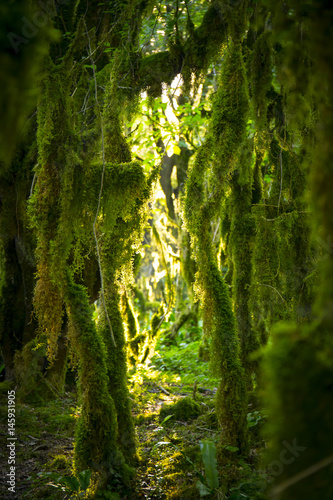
[38,469,92,499]
[197,440,219,496]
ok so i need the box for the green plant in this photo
[154,439,221,497]
[246,411,267,429]
[38,469,91,498]
[196,440,219,497]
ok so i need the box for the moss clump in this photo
[197,410,218,430]
[159,396,202,422]
[45,454,70,472]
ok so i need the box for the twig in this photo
[269,455,333,498]
[157,384,171,396]
[194,425,216,433]
[278,146,283,212]
[255,283,285,303]
[261,211,308,222]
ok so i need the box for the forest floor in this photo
[0,336,267,500]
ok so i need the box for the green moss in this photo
[183,38,251,460]
[230,147,260,388]
[98,286,138,465]
[251,31,272,131]
[0,380,15,394]
[211,42,249,183]
[45,454,71,472]
[65,277,120,479]
[207,261,248,455]
[137,51,176,96]
[251,152,264,204]
[159,396,202,423]
[121,292,139,341]
[14,340,57,403]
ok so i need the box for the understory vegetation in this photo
[0,328,267,499]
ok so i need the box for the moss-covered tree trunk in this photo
[99,283,137,464]
[262,3,333,499]
[65,279,120,480]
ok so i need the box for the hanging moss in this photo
[103,74,132,163]
[182,1,227,89]
[250,205,286,345]
[211,41,249,184]
[251,151,264,205]
[121,292,139,342]
[230,181,259,387]
[183,34,251,460]
[150,304,165,339]
[28,56,76,361]
[222,0,249,42]
[251,31,272,132]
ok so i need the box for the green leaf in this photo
[196,480,212,497]
[200,441,219,489]
[173,145,181,155]
[224,445,239,453]
[38,472,62,481]
[161,414,174,425]
[59,476,80,492]
[78,470,91,490]
[229,493,251,499]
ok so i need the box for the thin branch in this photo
[85,23,117,348]
[29,172,37,199]
[278,146,283,211]
[269,455,333,498]
[212,219,220,244]
[261,211,308,222]
[255,283,285,303]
